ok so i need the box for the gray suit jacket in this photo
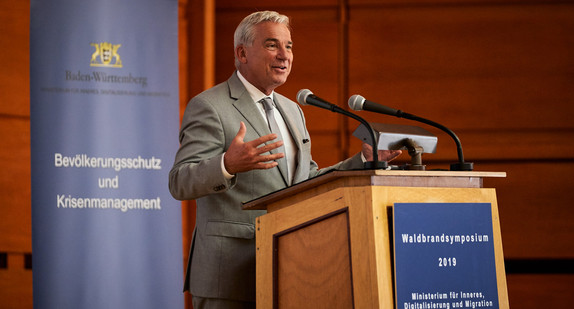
[169,72,363,301]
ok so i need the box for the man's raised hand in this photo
[224,122,285,175]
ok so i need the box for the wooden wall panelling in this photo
[0,253,33,309]
[178,2,193,308]
[0,118,31,252]
[0,1,30,117]
[0,117,33,309]
[216,0,337,8]
[179,0,217,307]
[481,162,574,259]
[0,0,33,308]
[506,274,574,308]
[178,0,214,255]
[0,0,31,249]
[347,3,574,159]
[285,8,348,165]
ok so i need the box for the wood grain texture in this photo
[275,211,353,308]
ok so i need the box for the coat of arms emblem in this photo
[90,42,122,68]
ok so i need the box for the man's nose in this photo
[276,46,291,59]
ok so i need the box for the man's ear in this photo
[235,45,248,64]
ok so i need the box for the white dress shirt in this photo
[221,71,296,184]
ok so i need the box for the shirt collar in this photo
[237,71,274,103]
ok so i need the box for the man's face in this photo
[236,22,293,95]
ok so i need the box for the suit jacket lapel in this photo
[227,73,290,186]
[273,94,304,151]
[228,72,269,139]
[274,94,308,184]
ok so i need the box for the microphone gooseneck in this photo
[297,89,387,170]
[348,94,473,171]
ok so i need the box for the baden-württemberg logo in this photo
[56,41,168,94]
[90,42,122,68]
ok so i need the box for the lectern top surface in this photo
[242,170,506,210]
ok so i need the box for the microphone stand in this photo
[395,111,473,171]
[299,90,387,170]
[349,114,388,170]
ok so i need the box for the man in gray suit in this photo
[169,11,400,309]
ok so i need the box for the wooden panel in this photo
[178,0,192,120]
[0,1,29,116]
[0,254,33,309]
[0,1,33,308]
[0,118,31,252]
[350,0,542,6]
[448,129,574,161]
[275,211,353,308]
[213,9,242,83]
[506,274,574,308]
[309,132,347,167]
[280,9,341,124]
[256,185,392,308]
[217,0,337,8]
[480,162,574,259]
[256,189,352,307]
[178,2,203,308]
[348,3,574,131]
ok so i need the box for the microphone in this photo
[348,94,401,117]
[297,89,346,113]
[348,94,473,171]
[297,89,387,170]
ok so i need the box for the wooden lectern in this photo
[243,170,509,309]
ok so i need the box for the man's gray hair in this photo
[234,11,291,68]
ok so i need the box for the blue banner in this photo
[30,0,182,308]
[394,203,499,309]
